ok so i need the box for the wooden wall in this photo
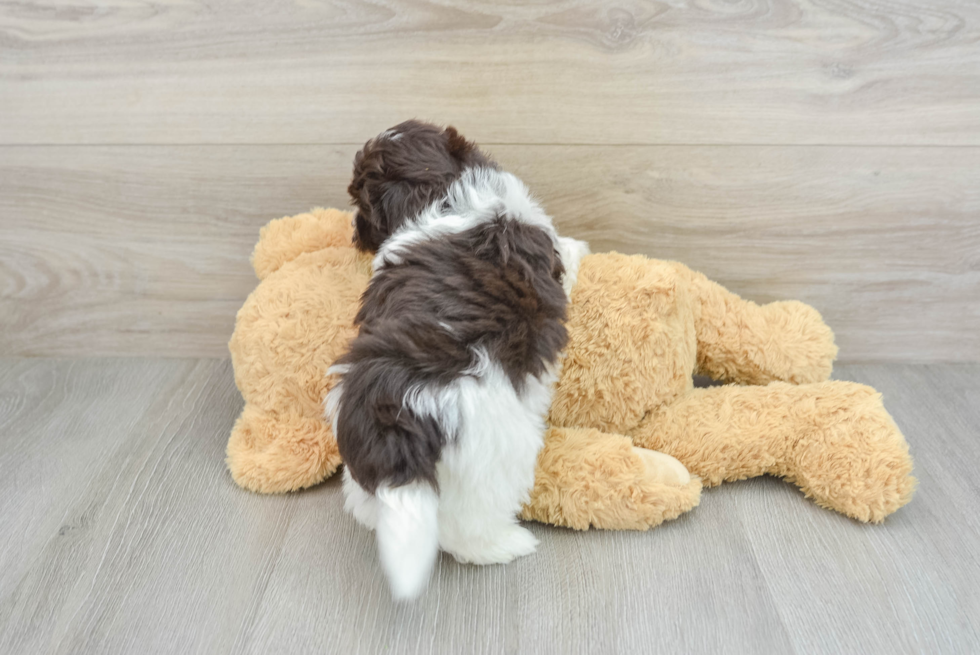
[1,1,978,361]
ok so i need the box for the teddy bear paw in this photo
[633,447,691,486]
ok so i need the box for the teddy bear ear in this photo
[251,208,356,280]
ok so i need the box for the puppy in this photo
[327,122,589,600]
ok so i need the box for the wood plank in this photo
[2,1,979,145]
[0,358,286,654]
[0,359,189,603]
[735,363,980,654]
[237,483,796,655]
[1,359,978,653]
[2,144,977,361]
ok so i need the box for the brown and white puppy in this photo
[327,122,589,600]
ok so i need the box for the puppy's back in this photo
[330,169,569,599]
[336,213,567,492]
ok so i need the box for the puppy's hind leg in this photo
[437,463,539,565]
[342,466,380,530]
[449,523,538,566]
[435,370,548,565]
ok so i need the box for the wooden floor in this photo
[1,358,977,654]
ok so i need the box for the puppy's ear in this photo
[353,211,380,252]
[348,140,390,252]
[445,125,496,170]
[373,182,408,236]
[377,181,442,235]
[348,177,377,252]
[445,126,476,159]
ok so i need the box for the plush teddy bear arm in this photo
[228,228,370,494]
[521,426,702,530]
[252,208,355,280]
[227,404,343,493]
[629,381,915,522]
[679,264,838,385]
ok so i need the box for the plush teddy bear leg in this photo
[521,427,702,530]
[226,404,343,493]
[680,265,838,385]
[630,381,915,523]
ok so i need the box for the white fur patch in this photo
[373,168,559,272]
[556,235,590,299]
[402,382,462,440]
[429,357,555,565]
[371,168,590,299]
[342,467,379,530]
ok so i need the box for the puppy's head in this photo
[347,120,495,252]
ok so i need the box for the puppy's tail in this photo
[375,483,440,600]
[328,351,455,601]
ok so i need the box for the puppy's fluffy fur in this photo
[327,122,588,600]
[347,120,496,253]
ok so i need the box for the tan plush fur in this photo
[227,208,915,528]
[228,210,371,493]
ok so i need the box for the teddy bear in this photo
[227,207,915,530]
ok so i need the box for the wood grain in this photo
[744,363,980,654]
[2,144,977,360]
[0,358,977,654]
[1,1,978,145]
